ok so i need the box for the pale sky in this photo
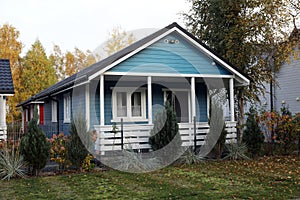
[1,0,190,55]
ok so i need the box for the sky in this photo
[1,0,190,55]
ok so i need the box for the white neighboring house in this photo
[259,28,300,115]
[0,59,14,141]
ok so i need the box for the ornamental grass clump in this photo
[0,147,27,180]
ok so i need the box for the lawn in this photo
[1,156,300,199]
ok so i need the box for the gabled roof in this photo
[18,22,250,107]
[0,59,14,95]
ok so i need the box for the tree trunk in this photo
[237,89,245,143]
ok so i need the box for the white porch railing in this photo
[0,126,7,141]
[94,121,237,155]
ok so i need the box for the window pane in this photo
[117,92,127,117]
[131,92,141,117]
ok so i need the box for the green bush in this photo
[65,116,89,171]
[149,102,181,151]
[243,107,264,158]
[20,107,50,176]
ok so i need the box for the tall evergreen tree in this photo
[20,107,50,175]
[20,39,57,98]
[183,0,296,142]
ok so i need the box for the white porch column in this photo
[85,83,90,129]
[100,75,105,126]
[191,77,196,119]
[147,76,152,124]
[0,96,6,127]
[229,78,235,122]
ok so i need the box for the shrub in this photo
[113,150,161,173]
[48,132,70,172]
[243,107,264,158]
[0,147,27,180]
[65,116,89,171]
[224,142,249,160]
[177,148,205,165]
[208,97,228,159]
[149,102,181,151]
[20,107,50,176]
[275,105,298,154]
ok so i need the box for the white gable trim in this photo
[88,27,250,86]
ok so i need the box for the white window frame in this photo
[112,87,147,122]
[64,93,71,123]
[52,100,58,122]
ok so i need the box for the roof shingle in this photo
[0,59,14,94]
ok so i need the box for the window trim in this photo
[112,87,147,122]
[52,100,58,122]
[64,93,71,123]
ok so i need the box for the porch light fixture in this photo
[282,100,286,104]
[296,97,300,102]
[211,61,216,66]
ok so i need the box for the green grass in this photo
[1,156,300,199]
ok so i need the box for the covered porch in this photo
[93,73,237,154]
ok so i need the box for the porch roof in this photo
[18,22,250,107]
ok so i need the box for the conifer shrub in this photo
[243,107,264,158]
[149,102,181,151]
[20,107,50,176]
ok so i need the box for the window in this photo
[131,92,142,117]
[52,100,57,122]
[112,88,146,121]
[64,94,71,123]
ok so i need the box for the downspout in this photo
[49,96,59,134]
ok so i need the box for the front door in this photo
[165,91,189,123]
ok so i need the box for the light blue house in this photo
[19,23,250,153]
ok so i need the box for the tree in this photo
[209,97,228,159]
[104,27,135,56]
[0,24,23,122]
[49,45,96,80]
[243,107,264,158]
[20,107,50,176]
[149,102,181,151]
[20,39,57,98]
[65,116,89,171]
[183,0,296,142]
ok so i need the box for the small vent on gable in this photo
[164,38,179,44]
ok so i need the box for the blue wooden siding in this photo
[196,82,208,122]
[89,80,100,128]
[152,84,165,120]
[108,32,231,75]
[72,85,86,119]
